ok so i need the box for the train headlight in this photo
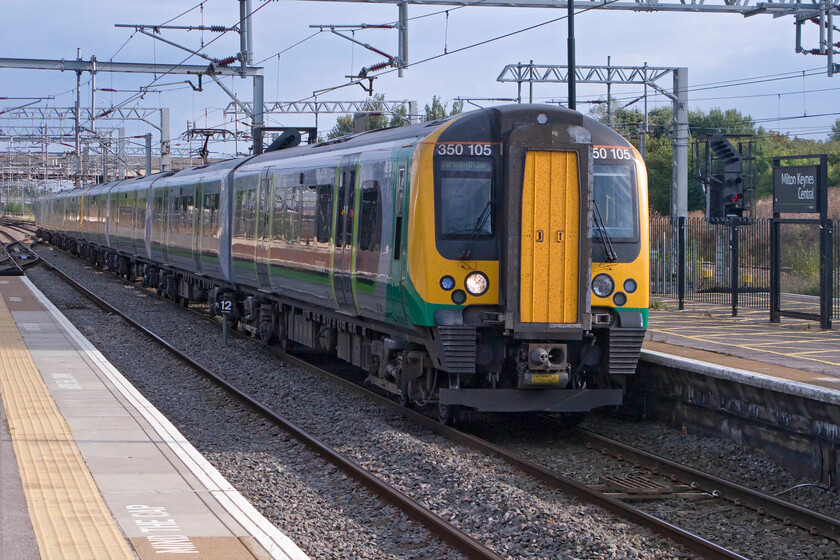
[440,275,456,291]
[464,272,489,296]
[592,274,614,298]
[623,279,637,293]
[613,292,627,306]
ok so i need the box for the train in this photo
[35,104,649,423]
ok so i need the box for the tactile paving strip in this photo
[0,293,133,560]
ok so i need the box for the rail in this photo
[22,245,506,560]
[574,428,840,543]
[27,236,750,559]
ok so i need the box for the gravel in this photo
[28,242,840,560]
[28,244,692,560]
[469,406,840,559]
[34,237,840,559]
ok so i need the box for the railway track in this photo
[17,235,840,559]
[0,223,39,274]
[571,427,840,543]
[15,241,503,560]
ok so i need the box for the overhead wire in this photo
[299,0,621,102]
[104,0,272,122]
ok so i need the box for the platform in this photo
[645,297,840,393]
[0,275,310,560]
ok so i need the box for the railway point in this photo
[0,274,310,560]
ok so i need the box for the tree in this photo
[389,103,410,127]
[423,96,463,122]
[327,94,414,139]
[831,117,840,142]
[327,115,355,139]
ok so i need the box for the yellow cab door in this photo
[519,150,580,325]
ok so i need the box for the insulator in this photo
[366,61,391,73]
[209,25,226,33]
[216,56,238,67]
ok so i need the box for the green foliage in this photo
[328,95,464,138]
[831,118,840,142]
[423,95,463,122]
[327,94,404,139]
[327,114,355,139]
[589,99,840,216]
[389,104,410,128]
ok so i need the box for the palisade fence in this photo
[650,216,840,324]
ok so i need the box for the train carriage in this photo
[36,104,649,422]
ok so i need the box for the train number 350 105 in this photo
[436,143,494,157]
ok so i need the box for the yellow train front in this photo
[384,104,649,421]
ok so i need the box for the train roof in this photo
[40,104,633,201]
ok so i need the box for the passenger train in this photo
[36,104,649,423]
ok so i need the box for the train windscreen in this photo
[438,159,494,238]
[592,163,638,241]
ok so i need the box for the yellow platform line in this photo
[648,328,840,367]
[0,295,134,560]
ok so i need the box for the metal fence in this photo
[650,217,840,324]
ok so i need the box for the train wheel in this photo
[258,324,274,345]
[280,337,294,353]
[437,403,459,426]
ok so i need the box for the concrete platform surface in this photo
[646,298,840,390]
[0,276,310,560]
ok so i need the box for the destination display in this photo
[773,164,820,214]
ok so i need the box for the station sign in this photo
[772,164,820,214]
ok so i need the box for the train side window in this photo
[284,186,301,244]
[234,190,246,238]
[301,186,316,245]
[336,168,356,248]
[358,180,381,252]
[272,183,286,242]
[315,184,333,244]
[246,189,257,240]
[169,193,180,232]
[394,165,406,260]
[203,191,219,236]
[183,193,194,234]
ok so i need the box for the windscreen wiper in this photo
[592,200,618,263]
[459,200,493,261]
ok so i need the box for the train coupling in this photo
[517,343,569,388]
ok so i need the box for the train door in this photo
[104,187,112,248]
[150,186,170,264]
[387,147,412,324]
[192,182,204,275]
[519,150,583,325]
[255,168,272,290]
[332,156,358,314]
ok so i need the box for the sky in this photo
[1,0,838,160]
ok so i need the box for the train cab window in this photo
[315,185,333,244]
[592,164,638,241]
[438,159,494,238]
[358,180,381,252]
